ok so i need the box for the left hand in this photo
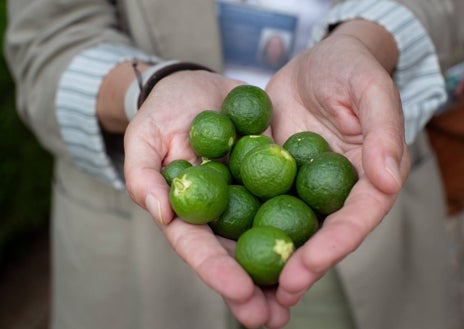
[264,31,411,308]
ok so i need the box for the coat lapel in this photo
[137,0,223,71]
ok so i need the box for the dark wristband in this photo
[137,62,214,108]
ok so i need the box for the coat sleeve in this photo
[332,0,464,69]
[315,0,459,144]
[394,0,464,70]
[4,0,133,164]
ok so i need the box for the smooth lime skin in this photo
[235,226,294,286]
[189,110,236,159]
[253,194,319,247]
[283,131,331,168]
[209,185,261,240]
[221,85,273,135]
[296,152,358,215]
[169,166,229,224]
[240,143,297,199]
[162,159,193,186]
[228,134,273,183]
[201,160,233,185]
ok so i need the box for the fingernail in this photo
[145,194,164,225]
[385,156,402,189]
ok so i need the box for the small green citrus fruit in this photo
[283,131,331,168]
[253,194,319,247]
[201,159,233,184]
[228,135,273,183]
[169,166,229,224]
[235,226,294,286]
[296,152,358,215]
[209,185,261,240]
[189,110,236,159]
[240,143,297,199]
[162,159,193,186]
[221,85,272,135]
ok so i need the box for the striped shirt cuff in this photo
[55,44,159,189]
[310,0,447,144]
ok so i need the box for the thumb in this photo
[124,119,175,226]
[358,83,410,194]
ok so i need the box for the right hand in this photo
[265,25,410,308]
[124,70,291,328]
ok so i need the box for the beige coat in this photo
[5,0,463,328]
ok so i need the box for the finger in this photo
[162,219,256,303]
[277,175,396,305]
[276,264,323,306]
[217,236,237,257]
[162,133,199,166]
[164,219,268,326]
[263,289,291,329]
[225,287,270,329]
[357,80,409,194]
[124,117,175,225]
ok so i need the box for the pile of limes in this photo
[163,85,358,286]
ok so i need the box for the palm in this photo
[265,40,410,306]
[124,36,411,327]
[124,71,288,328]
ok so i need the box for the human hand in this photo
[265,27,411,307]
[124,70,290,328]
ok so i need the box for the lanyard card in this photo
[217,1,298,72]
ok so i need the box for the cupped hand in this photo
[265,33,411,306]
[124,70,290,328]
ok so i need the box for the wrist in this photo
[97,60,153,133]
[330,19,398,74]
[137,62,214,108]
[124,60,181,120]
[97,58,214,133]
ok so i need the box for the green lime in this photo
[169,166,229,224]
[189,110,236,159]
[283,131,331,168]
[240,143,297,199]
[201,159,233,184]
[221,85,273,135]
[235,226,294,286]
[162,159,193,186]
[209,185,261,240]
[228,134,274,183]
[296,152,358,215]
[253,194,319,247]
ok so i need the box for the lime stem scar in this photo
[172,175,192,196]
[273,239,294,262]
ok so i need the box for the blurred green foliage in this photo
[0,1,53,263]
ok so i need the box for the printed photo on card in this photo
[217,1,298,72]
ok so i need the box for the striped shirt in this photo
[55,46,159,189]
[310,0,446,145]
[56,0,447,189]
